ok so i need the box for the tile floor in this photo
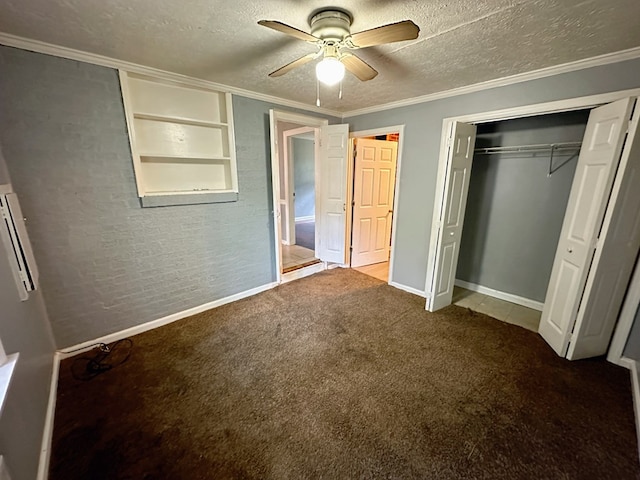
[452,286,542,332]
[351,262,542,332]
[282,244,320,272]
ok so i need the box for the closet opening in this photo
[452,110,591,331]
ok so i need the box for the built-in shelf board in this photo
[119,70,238,206]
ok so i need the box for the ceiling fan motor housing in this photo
[310,10,352,43]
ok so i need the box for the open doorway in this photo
[349,130,401,283]
[280,126,320,274]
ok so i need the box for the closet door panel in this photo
[568,104,640,360]
[427,121,477,311]
[538,97,635,357]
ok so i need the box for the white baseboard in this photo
[282,262,326,283]
[454,279,544,311]
[295,216,315,223]
[60,282,278,355]
[626,358,640,460]
[389,281,427,298]
[37,353,61,480]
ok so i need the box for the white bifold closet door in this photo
[539,97,640,359]
[427,121,477,311]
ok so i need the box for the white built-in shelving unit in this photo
[119,71,238,205]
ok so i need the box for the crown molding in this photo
[3,31,640,121]
[342,45,640,118]
[0,32,342,118]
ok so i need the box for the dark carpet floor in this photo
[295,221,314,250]
[50,269,639,479]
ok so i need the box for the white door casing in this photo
[538,97,635,357]
[567,100,640,360]
[318,124,349,264]
[351,138,398,268]
[426,122,477,311]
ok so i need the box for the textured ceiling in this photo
[1,0,640,112]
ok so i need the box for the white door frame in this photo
[608,260,640,367]
[349,125,405,286]
[269,110,328,284]
[282,126,316,246]
[424,87,640,365]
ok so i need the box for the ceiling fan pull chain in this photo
[339,80,343,100]
[316,79,321,107]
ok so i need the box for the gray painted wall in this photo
[456,111,589,302]
[347,57,640,294]
[0,146,56,480]
[293,137,315,219]
[625,303,640,360]
[0,46,337,348]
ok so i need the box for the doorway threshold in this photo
[283,259,321,274]
[281,261,326,284]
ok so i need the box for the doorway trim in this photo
[349,125,405,286]
[269,110,329,285]
[424,87,640,365]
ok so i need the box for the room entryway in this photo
[279,126,320,274]
[349,130,401,283]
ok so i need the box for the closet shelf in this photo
[132,112,228,129]
[139,154,232,162]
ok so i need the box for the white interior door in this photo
[567,101,640,360]
[539,97,635,357]
[318,124,349,264]
[426,122,477,311]
[351,138,398,268]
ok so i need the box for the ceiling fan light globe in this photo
[316,57,345,86]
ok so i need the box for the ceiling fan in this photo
[258,9,419,87]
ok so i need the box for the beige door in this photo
[351,138,398,268]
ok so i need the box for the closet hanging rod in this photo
[474,141,582,155]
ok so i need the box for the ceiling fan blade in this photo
[258,20,318,43]
[269,52,318,77]
[349,20,419,48]
[340,53,378,81]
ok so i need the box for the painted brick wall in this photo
[0,46,335,348]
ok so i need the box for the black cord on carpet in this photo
[71,339,133,381]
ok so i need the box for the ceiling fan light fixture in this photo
[316,57,345,86]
